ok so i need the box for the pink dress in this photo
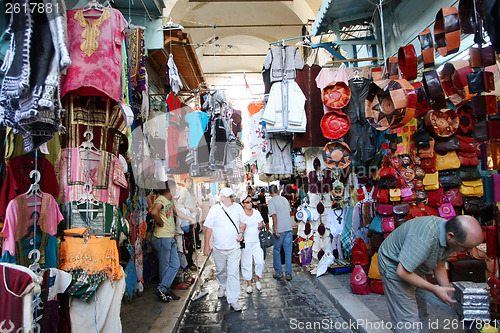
[1,193,63,255]
[57,148,128,206]
[61,8,126,102]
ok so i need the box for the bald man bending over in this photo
[378,215,484,333]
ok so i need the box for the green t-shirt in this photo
[378,216,452,281]
[153,196,175,238]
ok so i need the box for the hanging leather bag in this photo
[435,151,461,171]
[421,154,437,173]
[381,216,395,233]
[460,179,484,197]
[434,135,461,154]
[423,172,440,190]
[438,169,462,189]
[351,238,369,265]
[418,138,435,158]
[351,264,370,295]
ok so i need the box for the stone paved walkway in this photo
[178,254,357,333]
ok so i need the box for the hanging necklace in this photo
[333,206,343,224]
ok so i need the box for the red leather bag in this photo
[378,203,394,216]
[377,189,389,203]
[443,188,463,206]
[427,187,444,207]
[351,264,370,295]
[370,279,385,294]
[381,216,395,233]
[421,154,437,173]
[458,151,479,167]
[351,238,369,265]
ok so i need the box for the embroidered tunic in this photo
[61,8,126,102]
[56,148,128,206]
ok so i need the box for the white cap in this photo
[220,187,235,197]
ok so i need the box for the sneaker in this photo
[285,274,292,281]
[217,288,225,298]
[273,273,283,280]
[165,289,181,300]
[155,289,170,303]
[230,302,242,312]
[171,283,190,290]
[256,281,262,291]
[246,286,253,294]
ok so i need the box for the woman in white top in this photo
[240,194,265,293]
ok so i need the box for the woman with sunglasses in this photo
[240,194,265,293]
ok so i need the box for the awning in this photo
[312,0,377,35]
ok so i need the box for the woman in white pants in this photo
[240,194,265,293]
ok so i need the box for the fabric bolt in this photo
[212,246,241,304]
[241,241,265,281]
[262,80,306,133]
[380,270,430,333]
[56,148,128,207]
[0,263,38,333]
[0,155,59,222]
[61,8,126,102]
[263,45,304,82]
[186,111,209,148]
[0,233,58,269]
[126,28,144,89]
[273,230,293,275]
[378,216,452,281]
[204,203,245,250]
[69,271,125,333]
[59,201,129,239]
[268,195,292,233]
[2,193,63,256]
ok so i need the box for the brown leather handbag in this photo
[418,138,435,158]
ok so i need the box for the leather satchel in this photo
[423,172,440,190]
[389,188,401,202]
[458,151,479,167]
[393,203,410,215]
[473,120,490,142]
[448,258,486,283]
[458,135,476,153]
[421,154,437,173]
[435,151,461,171]
[427,187,444,207]
[463,196,486,215]
[443,187,463,206]
[459,165,481,181]
[460,179,484,197]
[351,238,369,265]
[418,138,435,158]
[489,120,500,141]
[438,169,462,189]
[378,203,394,216]
[381,216,395,233]
[434,135,461,154]
[401,187,414,202]
[377,188,389,203]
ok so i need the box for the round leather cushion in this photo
[322,81,351,109]
[320,111,351,140]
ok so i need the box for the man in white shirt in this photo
[203,187,246,311]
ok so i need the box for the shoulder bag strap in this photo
[221,205,239,233]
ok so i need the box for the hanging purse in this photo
[259,225,274,249]
[458,135,476,153]
[473,120,490,142]
[438,169,462,189]
[457,151,479,167]
[435,151,461,171]
[423,171,440,190]
[393,203,410,215]
[427,187,444,207]
[414,129,432,148]
[381,216,395,233]
[389,188,401,202]
[467,70,495,93]
[351,264,370,295]
[489,120,500,141]
[460,179,484,197]
[401,187,414,202]
[438,198,456,218]
[472,95,498,116]
[421,154,437,173]
[459,165,481,181]
[434,135,461,154]
[418,138,435,158]
[443,187,463,206]
[378,203,394,216]
[377,188,389,203]
[369,214,383,234]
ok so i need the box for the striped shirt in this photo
[378,216,452,281]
